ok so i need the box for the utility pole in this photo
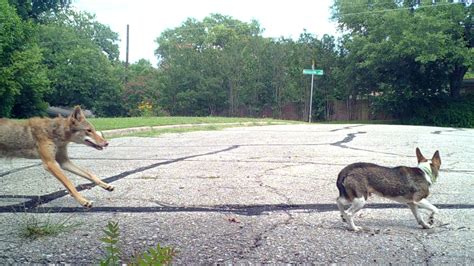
[126,24,130,68]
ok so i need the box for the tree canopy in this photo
[0,0,472,126]
[332,0,473,117]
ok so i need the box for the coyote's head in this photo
[68,106,109,150]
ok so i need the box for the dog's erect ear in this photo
[416,147,428,163]
[69,106,85,122]
[432,150,441,166]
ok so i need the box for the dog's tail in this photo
[336,169,349,200]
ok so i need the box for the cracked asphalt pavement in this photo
[0,124,473,264]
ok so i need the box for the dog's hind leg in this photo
[344,197,366,231]
[416,199,439,226]
[336,196,350,222]
[59,160,115,192]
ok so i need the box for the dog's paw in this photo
[428,216,435,226]
[351,226,363,232]
[421,223,432,229]
[104,184,115,191]
[341,214,347,223]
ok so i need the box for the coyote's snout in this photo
[0,106,114,208]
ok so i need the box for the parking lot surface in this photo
[0,124,473,264]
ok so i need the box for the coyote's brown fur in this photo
[0,106,113,207]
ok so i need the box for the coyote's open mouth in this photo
[85,139,104,150]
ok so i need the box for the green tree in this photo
[40,10,120,61]
[122,59,165,116]
[0,0,50,117]
[37,10,124,116]
[8,0,71,20]
[332,0,473,118]
[155,14,264,116]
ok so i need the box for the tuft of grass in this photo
[19,213,79,239]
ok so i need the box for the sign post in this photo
[303,63,324,123]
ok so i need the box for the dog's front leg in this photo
[59,160,115,192]
[38,143,93,208]
[416,199,439,226]
[407,202,431,229]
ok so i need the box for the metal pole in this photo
[308,62,315,123]
[126,24,130,68]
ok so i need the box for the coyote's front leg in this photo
[39,143,93,207]
[59,159,115,191]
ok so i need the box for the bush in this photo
[403,95,474,128]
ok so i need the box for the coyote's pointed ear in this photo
[432,150,441,166]
[70,106,85,122]
[416,147,427,163]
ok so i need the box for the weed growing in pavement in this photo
[18,212,80,239]
[99,221,177,265]
[131,243,177,265]
[100,221,121,266]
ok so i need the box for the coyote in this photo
[0,106,114,207]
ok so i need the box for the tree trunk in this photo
[449,65,467,98]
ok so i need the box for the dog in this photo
[336,148,441,231]
[0,106,114,208]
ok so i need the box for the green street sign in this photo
[303,69,324,75]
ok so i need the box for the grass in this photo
[118,123,264,137]
[19,213,80,239]
[89,116,293,131]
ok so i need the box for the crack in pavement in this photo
[0,145,240,211]
[330,131,367,147]
[330,131,416,157]
[245,164,296,255]
[1,203,472,214]
[330,125,366,132]
[414,235,435,264]
[431,128,465,135]
[0,163,42,178]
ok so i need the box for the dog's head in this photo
[416,147,441,183]
[68,106,108,150]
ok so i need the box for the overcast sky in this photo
[74,0,338,66]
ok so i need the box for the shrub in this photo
[403,95,474,128]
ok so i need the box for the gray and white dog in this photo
[336,148,441,231]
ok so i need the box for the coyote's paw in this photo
[104,184,115,191]
[82,200,93,208]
